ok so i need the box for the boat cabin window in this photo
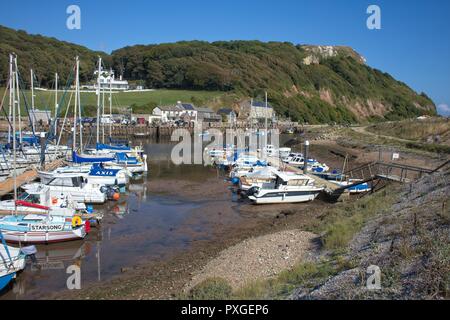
[18,192,40,204]
[48,178,73,187]
[72,177,84,187]
[286,179,309,186]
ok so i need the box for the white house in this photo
[152,105,184,122]
[90,69,129,91]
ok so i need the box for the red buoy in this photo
[85,220,91,234]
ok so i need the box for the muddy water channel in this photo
[1,139,247,299]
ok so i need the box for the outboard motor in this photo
[100,186,120,201]
[246,186,260,197]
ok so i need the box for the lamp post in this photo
[304,140,310,174]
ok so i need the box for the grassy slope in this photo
[0,88,224,115]
[366,118,450,144]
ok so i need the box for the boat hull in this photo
[0,272,15,292]
[249,190,321,204]
[0,246,26,274]
[1,228,86,244]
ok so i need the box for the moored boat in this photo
[248,171,324,204]
[0,213,87,244]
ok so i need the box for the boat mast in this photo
[7,54,12,143]
[78,62,83,152]
[11,54,18,217]
[54,72,58,136]
[30,68,35,132]
[102,76,105,143]
[15,58,22,145]
[265,91,268,148]
[109,68,112,138]
[96,56,102,145]
[73,56,79,151]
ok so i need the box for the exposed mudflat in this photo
[185,230,319,291]
[30,131,446,300]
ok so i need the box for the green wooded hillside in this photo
[0,25,436,123]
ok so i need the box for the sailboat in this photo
[69,57,148,175]
[0,54,89,245]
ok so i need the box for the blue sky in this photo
[1,0,449,115]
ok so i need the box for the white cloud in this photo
[437,104,450,117]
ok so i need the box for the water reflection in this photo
[1,139,235,300]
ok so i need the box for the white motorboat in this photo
[262,145,291,158]
[238,166,279,191]
[281,152,303,163]
[284,155,329,173]
[0,185,87,215]
[248,171,324,204]
[22,174,107,204]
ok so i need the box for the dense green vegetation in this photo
[0,25,110,86]
[0,25,436,123]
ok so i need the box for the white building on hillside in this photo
[81,69,129,91]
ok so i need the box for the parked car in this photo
[175,119,187,127]
[121,118,130,125]
[81,117,94,124]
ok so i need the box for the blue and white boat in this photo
[38,163,130,188]
[96,142,131,152]
[329,179,371,194]
[106,152,148,175]
[0,231,27,291]
[72,151,148,176]
[72,151,115,164]
[0,213,87,244]
[313,170,371,194]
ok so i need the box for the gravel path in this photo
[185,230,318,291]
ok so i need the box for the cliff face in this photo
[0,25,436,123]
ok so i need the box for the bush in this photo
[188,278,233,300]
